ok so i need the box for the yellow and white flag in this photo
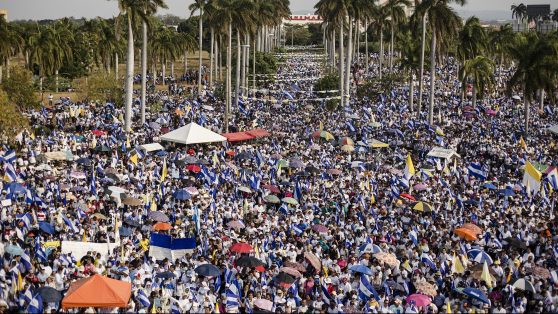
[404,154,415,180]
[523,161,542,195]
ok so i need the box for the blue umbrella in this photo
[5,245,24,256]
[462,287,490,304]
[119,226,133,237]
[497,189,515,196]
[173,189,191,200]
[469,250,493,265]
[39,222,55,235]
[148,211,169,222]
[155,151,168,157]
[348,264,373,275]
[194,264,221,277]
[482,183,497,190]
[358,243,382,255]
[155,271,176,279]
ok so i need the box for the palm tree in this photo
[457,16,486,102]
[118,0,163,132]
[507,32,558,134]
[150,25,181,86]
[415,0,465,124]
[29,25,73,98]
[511,3,527,21]
[190,0,207,96]
[370,4,390,80]
[0,16,23,83]
[212,0,256,132]
[399,29,421,112]
[553,9,558,22]
[384,0,410,73]
[316,0,349,107]
[488,24,515,72]
[459,56,495,106]
[140,0,167,125]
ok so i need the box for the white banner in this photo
[61,241,121,260]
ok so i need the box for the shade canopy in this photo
[61,274,132,309]
[427,147,460,159]
[160,122,226,145]
[140,143,165,152]
[222,131,255,142]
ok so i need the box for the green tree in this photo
[189,0,207,95]
[0,16,23,84]
[457,16,487,102]
[507,33,558,134]
[1,67,38,109]
[0,89,29,140]
[76,70,124,106]
[384,0,411,73]
[459,56,495,106]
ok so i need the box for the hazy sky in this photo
[1,0,555,21]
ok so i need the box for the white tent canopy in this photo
[160,123,226,145]
[547,125,558,135]
[427,147,460,159]
[140,143,165,152]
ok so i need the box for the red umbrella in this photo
[91,130,105,136]
[226,151,236,156]
[262,184,281,194]
[280,267,302,278]
[255,265,265,272]
[400,193,416,201]
[284,261,306,272]
[230,242,253,253]
[186,165,201,173]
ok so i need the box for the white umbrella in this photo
[512,278,535,293]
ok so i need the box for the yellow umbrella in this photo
[370,139,389,148]
[413,201,432,212]
[341,145,355,152]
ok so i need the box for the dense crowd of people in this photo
[0,47,557,314]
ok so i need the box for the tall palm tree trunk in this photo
[210,28,214,88]
[241,35,246,94]
[428,31,436,125]
[219,34,223,81]
[409,71,414,112]
[235,31,241,111]
[253,38,256,92]
[418,14,426,114]
[539,89,544,111]
[472,83,476,106]
[339,24,345,107]
[124,15,134,132]
[161,59,166,85]
[141,19,148,125]
[379,28,384,80]
[198,7,203,95]
[55,70,59,93]
[245,34,250,90]
[0,65,2,84]
[345,17,353,106]
[332,30,336,69]
[365,20,369,75]
[225,22,232,133]
[389,21,394,73]
[115,53,119,80]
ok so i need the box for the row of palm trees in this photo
[0,0,291,132]
[316,0,558,134]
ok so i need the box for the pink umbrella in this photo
[486,109,497,116]
[406,294,432,307]
[413,183,427,191]
[227,220,245,230]
[280,267,302,278]
[327,169,342,175]
[284,261,306,272]
[304,252,322,270]
[185,186,199,196]
[312,224,328,234]
[254,299,274,311]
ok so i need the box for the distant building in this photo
[538,20,558,34]
[0,9,7,21]
[283,15,323,26]
[526,4,551,20]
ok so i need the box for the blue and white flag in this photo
[26,294,43,314]
[358,275,380,301]
[467,163,487,180]
[4,163,17,182]
[149,232,196,260]
[16,213,33,228]
[63,216,79,233]
[4,150,16,163]
[346,121,356,133]
[321,284,334,305]
[421,253,437,271]
[137,289,151,308]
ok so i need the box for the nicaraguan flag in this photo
[137,289,151,308]
[26,294,42,314]
[149,232,196,260]
[358,275,380,301]
[346,121,356,133]
[467,163,487,180]
[16,213,33,228]
[4,150,16,163]
[63,216,79,233]
[548,168,558,190]
[321,284,334,305]
[4,163,17,182]
[421,253,437,271]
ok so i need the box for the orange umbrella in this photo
[454,228,478,241]
[62,274,131,309]
[462,223,482,235]
[153,222,172,231]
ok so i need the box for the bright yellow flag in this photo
[82,232,87,242]
[404,154,415,180]
[447,301,452,314]
[452,253,465,274]
[319,121,323,131]
[129,153,138,166]
[481,261,492,288]
[519,136,527,150]
[160,159,168,182]
[17,272,23,292]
